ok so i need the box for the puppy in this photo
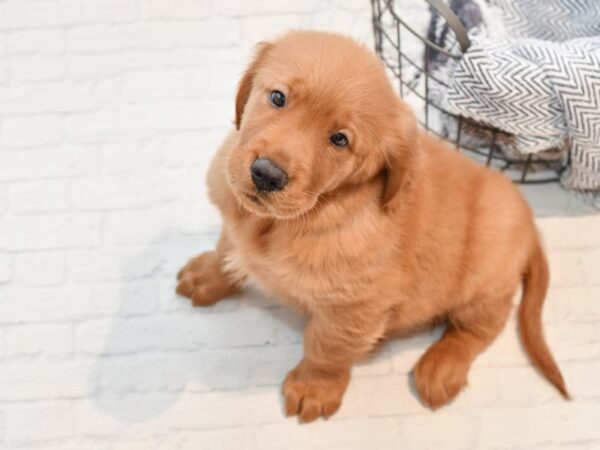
[177,31,568,422]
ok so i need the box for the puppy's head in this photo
[227,31,416,219]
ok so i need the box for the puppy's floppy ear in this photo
[381,101,419,210]
[235,42,273,130]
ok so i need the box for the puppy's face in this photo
[226,31,415,219]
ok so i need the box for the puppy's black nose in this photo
[250,158,288,192]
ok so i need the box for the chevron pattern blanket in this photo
[429,0,600,203]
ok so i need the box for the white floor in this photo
[1,1,599,449]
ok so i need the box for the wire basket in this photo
[370,0,566,183]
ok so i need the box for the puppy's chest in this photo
[229,219,387,306]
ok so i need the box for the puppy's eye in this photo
[270,90,286,108]
[330,132,348,147]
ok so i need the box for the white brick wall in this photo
[0,1,598,449]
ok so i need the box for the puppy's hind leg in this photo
[176,230,245,307]
[413,294,513,409]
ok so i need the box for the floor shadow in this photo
[88,229,307,423]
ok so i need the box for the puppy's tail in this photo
[518,240,570,399]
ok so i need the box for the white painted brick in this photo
[401,412,477,450]
[355,373,425,417]
[0,213,99,251]
[121,68,210,102]
[548,323,600,361]
[0,82,98,115]
[91,280,158,317]
[100,142,163,175]
[1,115,64,148]
[564,360,600,399]
[0,252,12,283]
[5,401,73,442]
[0,58,8,84]
[0,145,98,182]
[0,286,93,324]
[68,20,241,53]
[0,360,90,400]
[157,429,256,450]
[8,29,65,54]
[11,55,66,82]
[547,250,586,287]
[478,402,600,448]
[240,15,313,45]
[82,0,138,22]
[539,216,600,249]
[67,248,163,283]
[14,251,66,286]
[9,180,70,214]
[6,323,72,357]
[76,308,276,355]
[141,0,211,20]
[158,131,223,168]
[581,248,600,285]
[0,0,83,30]
[549,286,600,322]
[218,0,320,17]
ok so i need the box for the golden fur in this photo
[176,31,568,422]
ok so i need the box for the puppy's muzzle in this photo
[251,158,288,192]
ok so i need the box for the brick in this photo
[0,184,6,215]
[121,68,210,102]
[0,58,8,84]
[0,252,12,282]
[96,348,251,394]
[548,323,600,361]
[539,215,600,249]
[76,308,276,355]
[478,402,600,448]
[0,286,93,323]
[82,0,138,22]
[100,142,162,176]
[218,0,320,16]
[14,251,66,286]
[0,0,82,30]
[402,412,477,450]
[68,20,240,54]
[6,323,72,357]
[141,0,211,20]
[10,180,70,214]
[0,213,99,251]
[0,82,97,115]
[5,401,73,442]
[564,360,600,399]
[550,286,600,322]
[91,281,158,317]
[8,29,65,54]
[581,248,600,285]
[67,247,164,283]
[0,145,98,181]
[11,55,66,82]
[547,250,586,287]
[157,429,256,450]
[1,115,64,148]
[0,360,90,400]
[354,373,427,417]
[240,15,312,45]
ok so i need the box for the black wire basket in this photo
[370,0,566,183]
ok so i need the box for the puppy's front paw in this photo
[176,251,237,307]
[282,360,350,423]
[413,346,469,410]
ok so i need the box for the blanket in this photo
[427,0,600,204]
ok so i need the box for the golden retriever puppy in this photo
[176,31,568,422]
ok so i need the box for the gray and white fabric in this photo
[427,0,600,204]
